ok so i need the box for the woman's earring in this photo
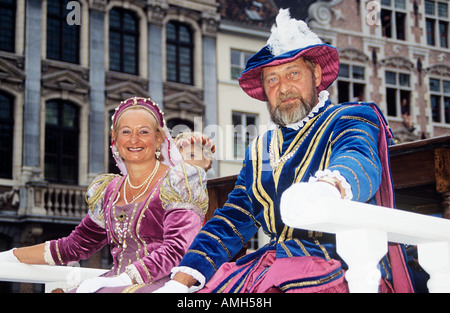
[155,148,161,160]
[112,146,121,159]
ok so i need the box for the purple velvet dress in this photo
[44,163,207,293]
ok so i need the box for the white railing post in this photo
[336,229,387,293]
[418,242,450,293]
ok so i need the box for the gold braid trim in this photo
[85,174,118,214]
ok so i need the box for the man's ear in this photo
[314,63,322,88]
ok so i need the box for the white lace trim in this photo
[171,266,206,293]
[125,264,144,285]
[268,90,329,130]
[43,241,56,266]
[308,169,353,200]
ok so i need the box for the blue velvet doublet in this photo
[179,101,395,286]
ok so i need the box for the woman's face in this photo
[113,108,160,167]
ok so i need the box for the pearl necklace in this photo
[124,161,160,205]
[126,171,153,189]
[269,129,300,169]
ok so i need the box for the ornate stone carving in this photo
[380,56,415,71]
[339,48,369,63]
[426,64,450,77]
[308,0,344,27]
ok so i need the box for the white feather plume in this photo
[267,9,323,57]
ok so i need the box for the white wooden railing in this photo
[1,198,449,292]
[0,262,108,292]
[282,198,450,293]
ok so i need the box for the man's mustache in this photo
[277,92,302,107]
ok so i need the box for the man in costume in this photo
[155,9,414,293]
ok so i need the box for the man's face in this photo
[262,58,322,126]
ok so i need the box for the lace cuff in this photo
[171,266,206,293]
[309,169,353,200]
[125,264,145,285]
[43,241,56,266]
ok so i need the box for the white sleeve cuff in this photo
[171,266,206,293]
[125,264,145,285]
[309,169,353,200]
[43,241,56,266]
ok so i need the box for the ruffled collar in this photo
[268,90,329,131]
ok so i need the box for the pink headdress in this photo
[111,97,182,175]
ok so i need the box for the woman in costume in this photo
[0,97,208,293]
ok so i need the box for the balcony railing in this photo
[19,180,87,222]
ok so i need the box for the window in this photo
[429,78,450,123]
[45,100,79,184]
[338,64,366,103]
[232,112,258,159]
[0,0,15,52]
[46,0,80,63]
[425,0,449,48]
[385,71,411,118]
[109,8,139,74]
[166,21,193,85]
[230,49,253,80]
[381,0,407,40]
[0,91,13,179]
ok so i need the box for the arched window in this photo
[166,21,193,85]
[45,99,79,184]
[46,0,80,63]
[0,91,14,179]
[0,0,15,53]
[109,7,139,74]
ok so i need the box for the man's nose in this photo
[279,76,292,94]
[130,131,139,143]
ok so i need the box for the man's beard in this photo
[267,88,318,127]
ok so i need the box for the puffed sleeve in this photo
[126,162,208,284]
[327,105,382,202]
[159,162,208,218]
[43,174,117,265]
[86,174,118,228]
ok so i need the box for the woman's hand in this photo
[76,272,133,293]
